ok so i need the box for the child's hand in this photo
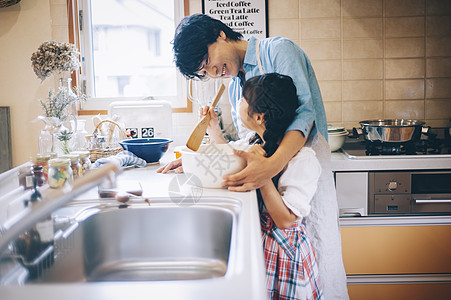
[156,158,183,174]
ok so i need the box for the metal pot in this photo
[359,119,426,143]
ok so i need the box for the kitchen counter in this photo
[331,150,451,172]
[0,152,267,300]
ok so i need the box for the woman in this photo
[159,14,348,299]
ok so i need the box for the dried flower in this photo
[39,85,87,119]
[31,41,80,82]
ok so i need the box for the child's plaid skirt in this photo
[261,212,322,300]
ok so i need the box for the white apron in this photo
[243,41,350,300]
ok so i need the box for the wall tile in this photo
[384,100,425,119]
[343,0,383,17]
[424,119,451,127]
[385,17,425,37]
[324,101,342,122]
[426,58,451,77]
[318,81,342,102]
[300,18,341,39]
[268,0,299,19]
[427,16,451,37]
[385,59,425,79]
[343,60,383,80]
[426,100,451,119]
[427,37,451,57]
[300,0,341,18]
[343,80,383,101]
[426,78,451,99]
[385,0,425,17]
[385,38,425,58]
[343,39,383,59]
[301,40,341,60]
[385,79,425,99]
[268,19,299,41]
[343,18,383,38]
[427,0,451,16]
[342,101,384,121]
[311,60,342,80]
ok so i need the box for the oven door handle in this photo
[415,199,451,204]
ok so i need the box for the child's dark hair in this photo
[173,14,243,79]
[243,73,299,157]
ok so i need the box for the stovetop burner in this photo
[342,127,451,158]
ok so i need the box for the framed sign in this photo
[202,0,267,40]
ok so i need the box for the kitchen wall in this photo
[263,0,451,129]
[0,0,69,168]
[1,0,450,167]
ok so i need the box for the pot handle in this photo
[349,127,362,139]
[421,126,431,136]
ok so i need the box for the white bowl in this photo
[180,144,248,189]
[328,132,348,152]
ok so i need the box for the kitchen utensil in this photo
[360,119,426,143]
[186,83,225,151]
[328,131,348,152]
[180,143,248,188]
[119,138,172,163]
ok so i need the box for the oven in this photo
[333,126,451,217]
[369,170,451,215]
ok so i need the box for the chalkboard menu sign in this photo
[202,0,267,40]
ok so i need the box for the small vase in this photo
[38,115,77,155]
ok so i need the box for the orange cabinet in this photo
[340,221,451,299]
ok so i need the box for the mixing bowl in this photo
[119,138,172,163]
[180,144,248,189]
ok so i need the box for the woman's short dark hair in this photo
[173,14,243,79]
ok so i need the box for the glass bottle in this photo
[18,164,34,190]
[71,150,91,175]
[47,158,73,188]
[33,153,51,180]
[60,154,81,179]
[32,165,46,186]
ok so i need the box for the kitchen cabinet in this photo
[340,220,451,299]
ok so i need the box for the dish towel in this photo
[92,150,147,169]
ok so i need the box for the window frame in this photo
[67,0,192,115]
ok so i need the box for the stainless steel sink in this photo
[22,198,240,283]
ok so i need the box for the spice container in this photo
[33,153,51,180]
[32,165,46,186]
[71,150,91,175]
[47,158,73,188]
[60,154,82,179]
[18,164,34,190]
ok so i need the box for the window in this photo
[77,0,189,110]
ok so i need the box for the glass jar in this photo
[18,164,34,190]
[60,154,81,179]
[71,150,91,175]
[32,165,46,187]
[47,158,73,188]
[33,153,51,180]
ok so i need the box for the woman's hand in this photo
[156,158,183,174]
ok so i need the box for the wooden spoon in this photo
[186,83,225,151]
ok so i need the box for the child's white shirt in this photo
[277,147,321,219]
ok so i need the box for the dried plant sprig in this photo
[39,85,87,119]
[31,40,80,82]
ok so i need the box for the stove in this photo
[334,127,451,217]
[341,127,451,159]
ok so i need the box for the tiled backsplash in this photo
[268,0,451,129]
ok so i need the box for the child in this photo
[210,73,323,299]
